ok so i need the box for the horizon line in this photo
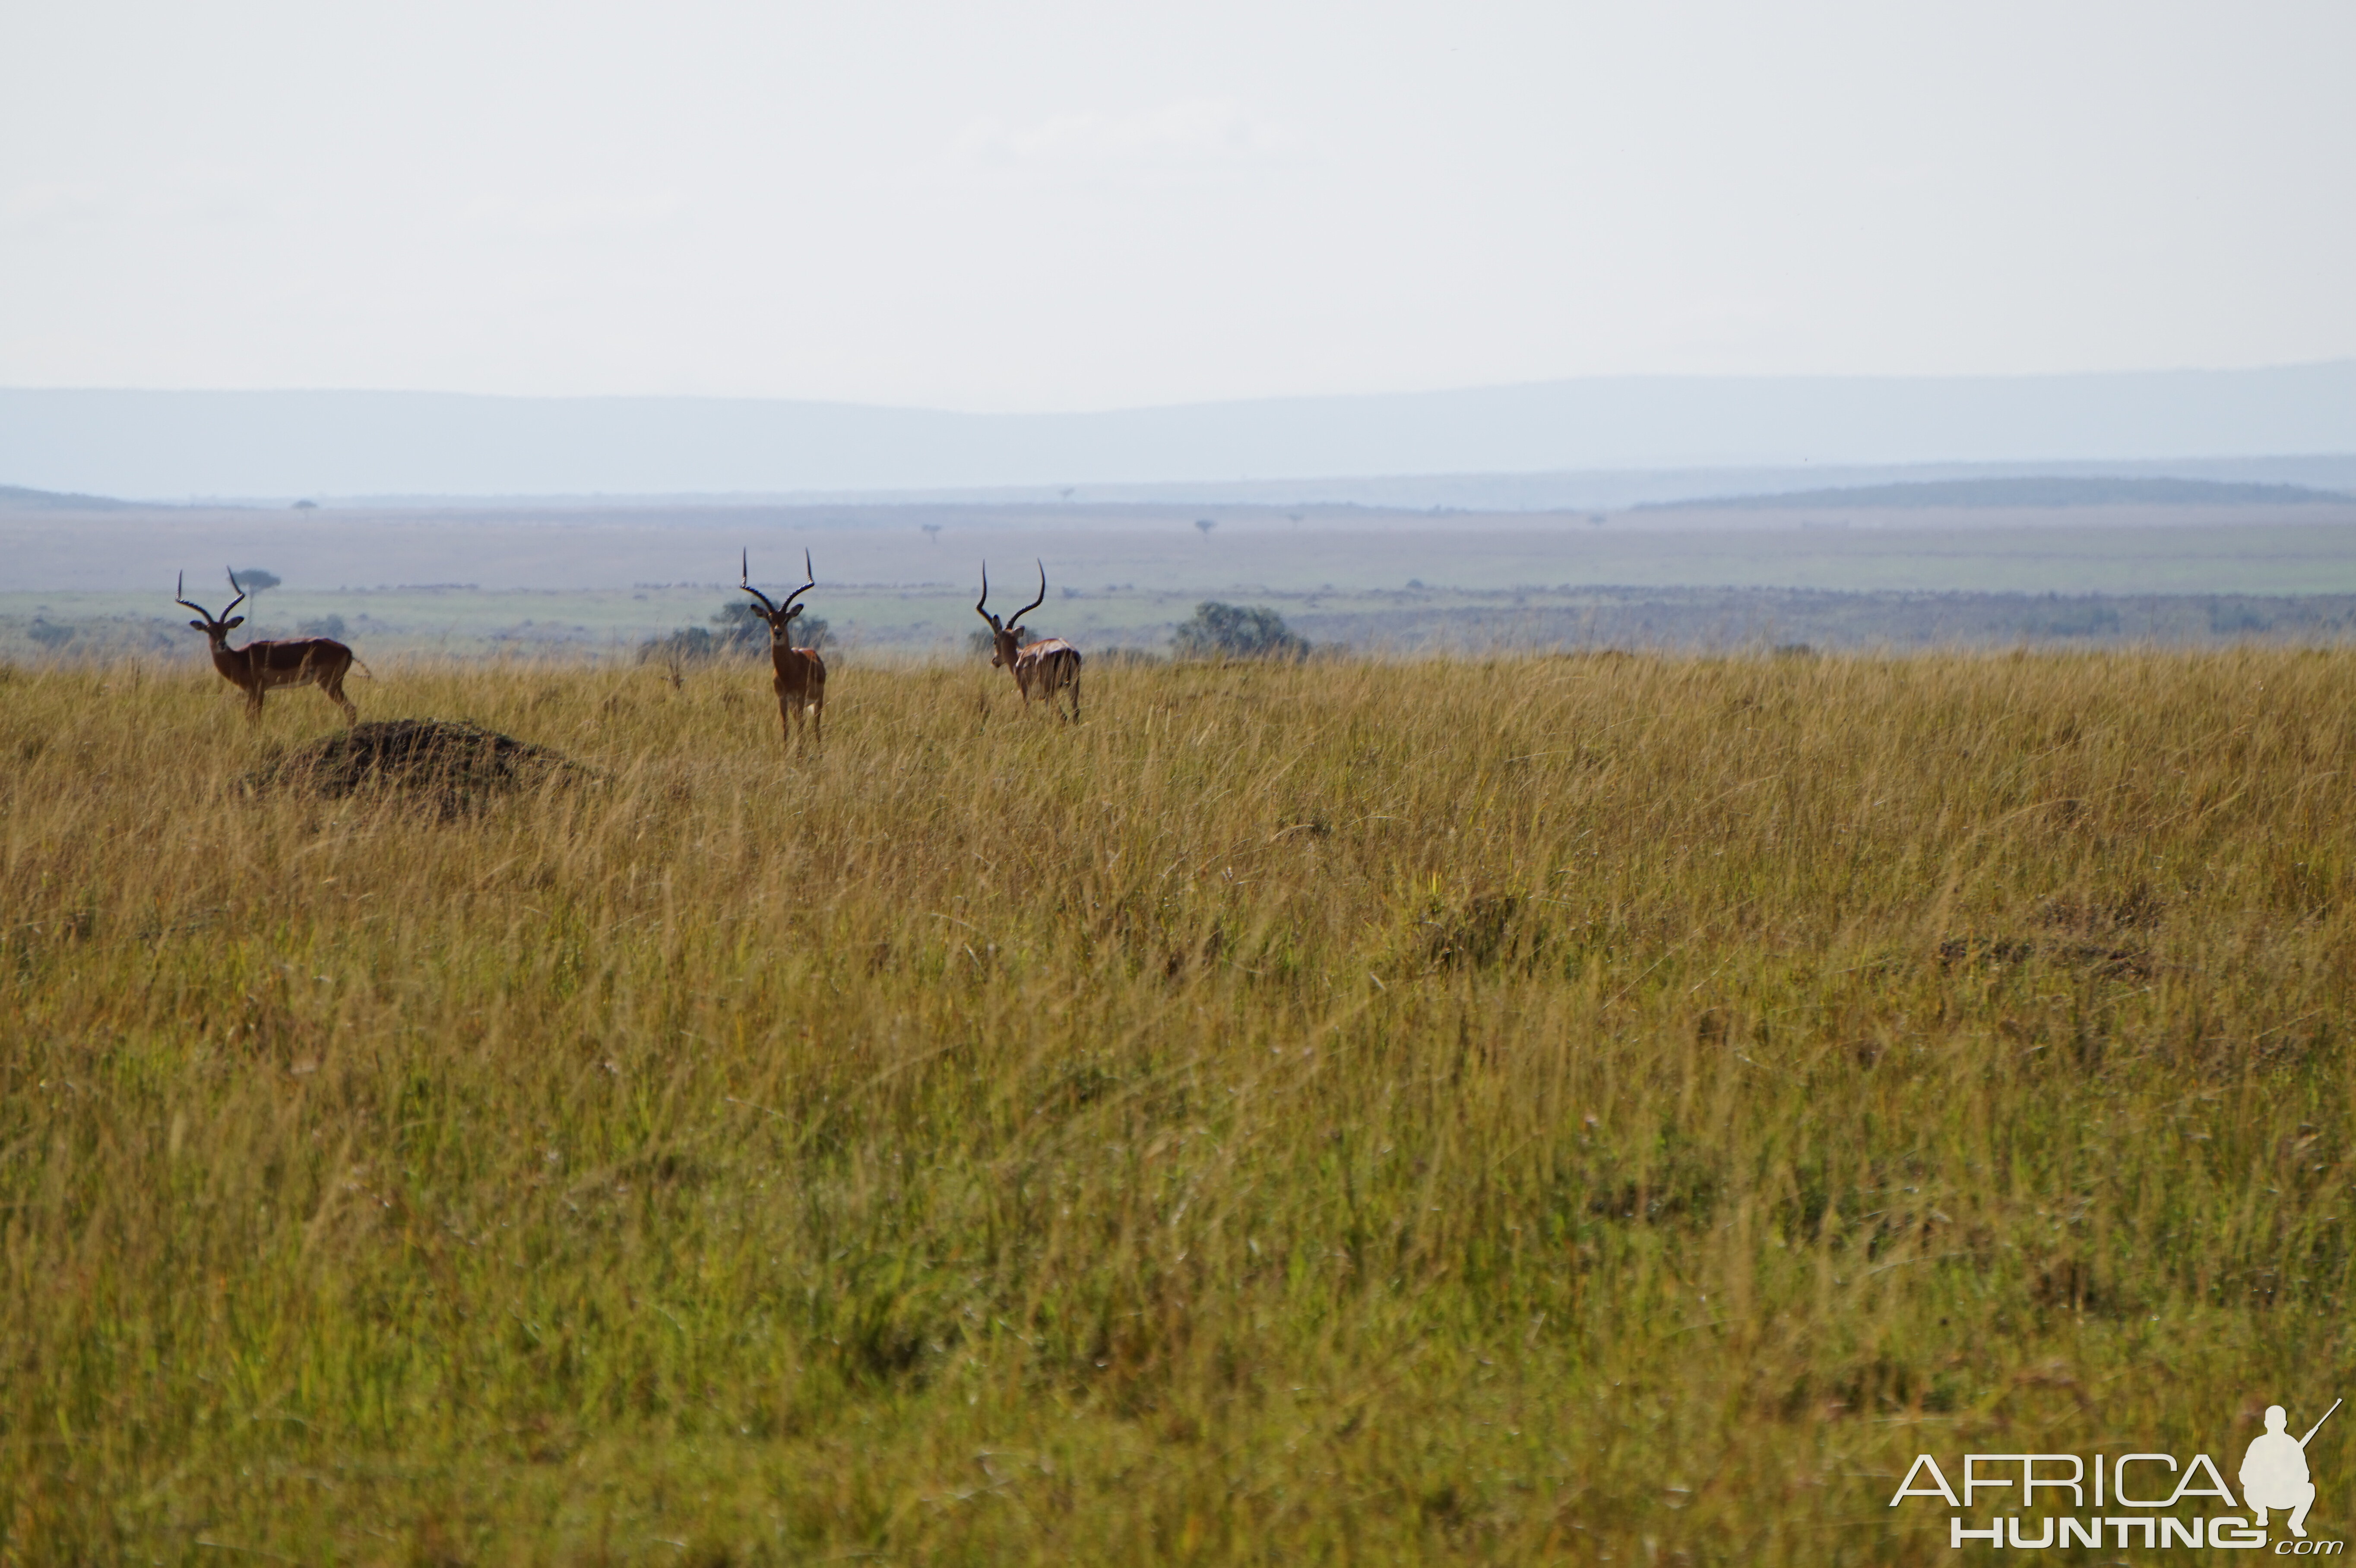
[5,357,2354,421]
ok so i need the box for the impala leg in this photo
[245,685,265,721]
[810,697,823,748]
[1068,674,1081,723]
[324,672,358,724]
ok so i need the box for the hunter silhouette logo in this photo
[1888,1395,2343,1550]
[2246,1400,2340,1540]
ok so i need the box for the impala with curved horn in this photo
[976,560,1081,721]
[176,568,365,723]
[740,548,827,746]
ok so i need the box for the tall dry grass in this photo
[1,648,2351,1563]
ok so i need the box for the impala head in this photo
[175,568,248,647]
[975,560,1049,667]
[739,549,817,646]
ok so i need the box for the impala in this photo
[176,569,365,723]
[740,548,827,746]
[976,560,1082,721]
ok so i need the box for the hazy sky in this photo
[4,1,2352,411]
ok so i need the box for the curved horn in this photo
[1007,559,1049,629]
[975,562,997,626]
[779,547,817,613]
[174,570,219,622]
[220,566,249,620]
[739,549,781,615]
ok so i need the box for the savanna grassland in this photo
[2,649,2353,1564]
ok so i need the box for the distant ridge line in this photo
[5,363,2355,497]
[1639,476,2356,512]
[0,482,131,511]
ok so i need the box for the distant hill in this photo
[0,482,130,511]
[2,361,2353,498]
[1640,475,2355,511]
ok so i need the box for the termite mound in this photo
[249,717,578,816]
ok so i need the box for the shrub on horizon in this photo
[1172,601,1311,661]
[641,603,825,667]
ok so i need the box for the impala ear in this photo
[225,616,244,629]
[188,618,207,632]
[784,604,803,622]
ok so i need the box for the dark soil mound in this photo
[253,718,575,813]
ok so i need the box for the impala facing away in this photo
[176,569,364,723]
[740,548,826,746]
[976,560,1082,721]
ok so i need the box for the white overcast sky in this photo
[3,0,2352,412]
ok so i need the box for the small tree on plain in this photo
[1195,518,1216,542]
[638,601,826,673]
[711,601,767,653]
[713,599,826,651]
[1172,601,1310,661]
[231,568,282,595]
